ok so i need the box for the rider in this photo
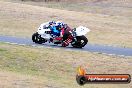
[50,21,73,47]
[48,21,73,46]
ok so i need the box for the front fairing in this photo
[75,26,90,36]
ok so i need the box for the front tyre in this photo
[32,32,43,44]
[71,35,88,48]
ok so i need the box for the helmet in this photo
[56,21,64,26]
[49,21,56,25]
[56,21,64,30]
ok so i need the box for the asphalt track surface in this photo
[0,35,132,57]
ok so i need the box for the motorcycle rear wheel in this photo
[32,32,43,44]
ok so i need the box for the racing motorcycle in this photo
[32,23,90,48]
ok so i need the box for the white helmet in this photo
[56,21,64,26]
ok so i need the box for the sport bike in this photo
[32,23,90,48]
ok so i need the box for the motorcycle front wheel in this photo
[71,35,88,48]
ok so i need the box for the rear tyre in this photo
[32,32,43,44]
[71,36,88,48]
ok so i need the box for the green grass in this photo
[0,48,7,52]
[0,42,75,77]
[0,42,132,88]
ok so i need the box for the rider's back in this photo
[50,26,61,36]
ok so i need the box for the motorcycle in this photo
[32,23,90,48]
